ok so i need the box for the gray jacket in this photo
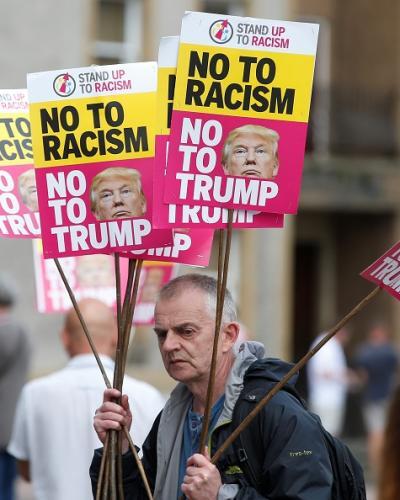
[153,341,265,500]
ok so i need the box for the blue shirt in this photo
[178,395,225,497]
[355,343,399,402]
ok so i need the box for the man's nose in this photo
[245,149,256,162]
[112,191,123,205]
[162,331,180,352]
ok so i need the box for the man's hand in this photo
[181,448,222,500]
[93,388,132,453]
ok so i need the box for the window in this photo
[93,0,143,64]
[201,0,245,17]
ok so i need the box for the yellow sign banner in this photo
[30,93,156,168]
[174,43,315,122]
[0,112,32,165]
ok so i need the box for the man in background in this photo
[354,321,399,476]
[0,275,30,500]
[307,328,350,436]
[8,298,164,500]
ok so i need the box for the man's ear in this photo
[141,193,147,214]
[272,155,279,178]
[221,321,240,352]
[60,328,71,354]
[94,206,101,220]
[222,162,230,174]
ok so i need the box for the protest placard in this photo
[153,36,284,230]
[33,239,176,324]
[360,241,400,301]
[0,89,41,238]
[164,12,318,214]
[27,63,173,258]
[128,228,214,266]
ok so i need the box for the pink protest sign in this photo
[360,242,400,301]
[152,36,284,230]
[27,63,173,258]
[154,135,284,229]
[33,240,125,312]
[124,228,214,267]
[0,89,41,238]
[164,12,319,214]
[33,240,176,324]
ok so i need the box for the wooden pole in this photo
[110,432,117,500]
[113,260,135,397]
[113,253,123,390]
[198,210,233,453]
[121,260,143,376]
[211,286,382,464]
[113,253,124,500]
[123,427,154,500]
[96,432,110,500]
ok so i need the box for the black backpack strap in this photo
[229,382,277,487]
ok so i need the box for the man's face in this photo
[225,132,278,179]
[93,177,145,220]
[154,290,218,386]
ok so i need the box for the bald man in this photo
[7,299,164,500]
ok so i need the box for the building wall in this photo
[0,0,94,87]
[292,0,334,19]
[330,0,399,154]
[142,0,201,60]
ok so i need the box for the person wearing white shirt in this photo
[307,328,349,436]
[8,298,164,500]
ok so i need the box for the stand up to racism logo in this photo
[53,73,76,97]
[209,19,233,44]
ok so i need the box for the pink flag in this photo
[360,241,400,301]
